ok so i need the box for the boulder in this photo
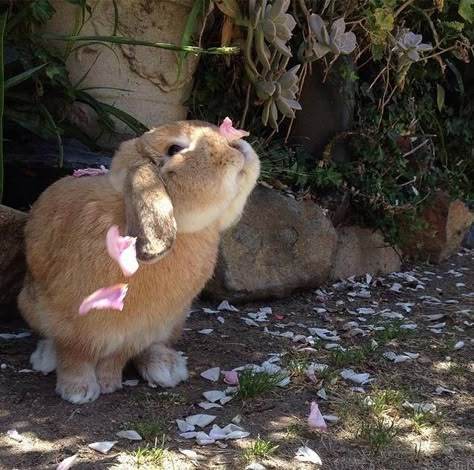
[330,226,401,280]
[0,205,27,309]
[204,186,338,302]
[405,192,474,262]
[462,223,474,249]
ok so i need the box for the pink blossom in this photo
[106,225,139,277]
[223,370,239,385]
[218,117,249,142]
[73,166,109,177]
[308,401,327,429]
[79,284,128,315]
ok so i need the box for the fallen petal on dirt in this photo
[295,445,322,464]
[200,367,221,382]
[308,402,327,429]
[185,414,217,428]
[7,429,23,442]
[56,454,79,470]
[116,430,142,441]
[88,441,118,454]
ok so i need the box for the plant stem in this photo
[241,83,252,129]
[35,33,240,56]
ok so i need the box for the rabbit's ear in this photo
[124,162,177,263]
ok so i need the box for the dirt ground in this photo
[0,250,472,470]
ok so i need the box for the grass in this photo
[243,436,279,462]
[132,444,166,468]
[374,321,411,344]
[329,346,374,368]
[367,387,407,417]
[411,410,443,434]
[357,416,399,454]
[448,362,467,377]
[235,369,285,400]
[134,419,167,441]
[284,424,305,438]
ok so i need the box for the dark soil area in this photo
[0,250,472,470]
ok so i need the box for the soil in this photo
[0,251,472,470]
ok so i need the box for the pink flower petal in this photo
[79,284,128,315]
[219,117,250,142]
[223,370,239,385]
[106,225,139,277]
[73,166,108,177]
[308,401,327,429]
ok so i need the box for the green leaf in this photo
[30,0,56,24]
[374,8,394,32]
[4,64,47,90]
[436,84,445,112]
[459,0,474,23]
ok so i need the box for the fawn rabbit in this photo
[18,120,260,404]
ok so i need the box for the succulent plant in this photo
[257,64,301,129]
[253,0,297,72]
[392,29,432,64]
[309,14,357,59]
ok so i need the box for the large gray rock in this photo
[462,223,474,249]
[0,205,27,308]
[330,226,401,280]
[204,186,338,302]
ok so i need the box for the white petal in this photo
[246,463,267,470]
[116,430,142,441]
[198,402,223,410]
[434,386,456,395]
[340,369,372,385]
[88,441,118,454]
[198,329,214,335]
[203,390,227,403]
[180,431,197,439]
[122,379,139,386]
[200,367,221,382]
[179,448,202,461]
[195,431,215,445]
[322,414,339,422]
[317,388,327,400]
[185,414,217,428]
[202,308,219,314]
[259,307,272,315]
[454,341,464,350]
[217,316,225,324]
[295,445,322,464]
[7,429,23,442]
[56,454,79,470]
[176,420,195,432]
[220,396,233,405]
[276,376,291,387]
[217,300,239,312]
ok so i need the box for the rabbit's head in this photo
[109,120,260,264]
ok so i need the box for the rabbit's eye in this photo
[167,144,185,156]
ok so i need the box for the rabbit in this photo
[18,120,260,404]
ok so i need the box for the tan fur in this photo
[18,120,260,403]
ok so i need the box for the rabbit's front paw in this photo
[136,344,188,388]
[31,339,57,374]
[56,374,101,404]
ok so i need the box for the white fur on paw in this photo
[98,376,123,395]
[56,376,101,404]
[137,345,188,388]
[30,339,57,374]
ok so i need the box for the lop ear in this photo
[124,162,177,263]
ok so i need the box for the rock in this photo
[0,205,28,309]
[42,0,199,148]
[405,192,474,262]
[330,226,401,280]
[462,223,474,249]
[204,186,337,302]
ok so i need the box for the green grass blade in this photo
[35,33,240,55]
[4,64,47,90]
[0,11,6,203]
[96,101,149,135]
[177,0,203,84]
